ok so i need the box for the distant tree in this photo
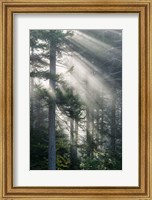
[56,82,83,169]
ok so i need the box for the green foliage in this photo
[30,70,60,81]
[30,127,48,170]
[56,130,71,170]
[80,150,122,170]
[56,81,84,120]
[30,30,72,49]
[30,119,71,170]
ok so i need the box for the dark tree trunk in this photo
[96,108,100,148]
[75,120,78,158]
[85,76,93,158]
[86,108,92,158]
[90,109,94,158]
[70,118,75,169]
[30,47,35,130]
[100,91,104,148]
[30,77,34,129]
[48,41,56,170]
[111,86,116,152]
[74,120,80,169]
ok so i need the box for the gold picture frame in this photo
[0,0,151,199]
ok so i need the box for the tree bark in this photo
[75,120,78,158]
[100,91,104,148]
[30,77,34,129]
[30,47,35,130]
[70,118,75,169]
[74,120,80,168]
[86,108,92,158]
[48,40,56,170]
[111,86,116,152]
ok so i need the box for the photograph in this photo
[1,0,151,198]
[30,29,122,170]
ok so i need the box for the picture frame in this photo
[0,0,151,199]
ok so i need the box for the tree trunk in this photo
[75,120,78,158]
[74,120,80,169]
[48,40,56,170]
[30,77,34,129]
[111,86,116,152]
[100,90,104,149]
[86,108,92,158]
[70,118,75,169]
[30,47,35,130]
[90,110,94,158]
[85,76,93,158]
